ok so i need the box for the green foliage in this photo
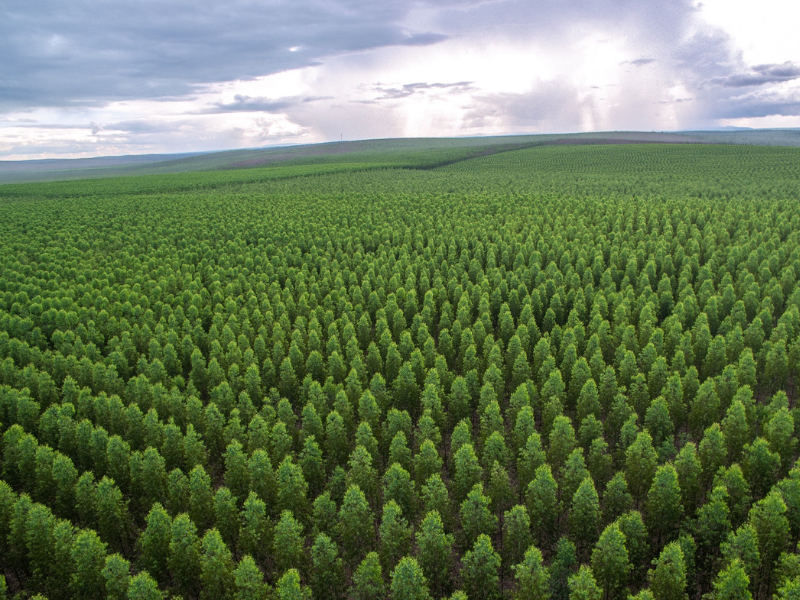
[234,555,269,600]
[378,500,412,575]
[711,559,752,600]
[527,464,559,547]
[169,513,202,599]
[416,510,453,598]
[1,143,800,600]
[568,565,602,600]
[274,510,305,576]
[503,504,532,568]
[310,533,345,600]
[137,503,172,587]
[645,465,683,548]
[649,542,688,600]
[391,556,432,600]
[570,476,600,556]
[591,523,630,600]
[127,572,165,600]
[461,534,501,600]
[338,485,374,564]
[275,569,311,600]
[460,483,497,551]
[200,528,235,600]
[351,552,386,600]
[102,553,131,600]
[513,544,550,600]
[71,529,108,600]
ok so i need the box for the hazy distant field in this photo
[3,129,800,185]
[2,143,800,600]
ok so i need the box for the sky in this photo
[1,0,799,160]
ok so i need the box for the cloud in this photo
[716,86,800,119]
[206,95,331,114]
[624,58,655,66]
[0,0,461,112]
[710,62,800,87]
[3,0,800,158]
[370,81,475,101]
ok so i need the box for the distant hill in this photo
[2,129,799,184]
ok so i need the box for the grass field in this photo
[1,142,800,600]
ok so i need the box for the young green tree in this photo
[711,559,752,600]
[748,490,789,596]
[378,500,412,575]
[459,483,497,551]
[189,465,215,532]
[513,544,550,600]
[561,449,591,508]
[277,456,309,518]
[383,463,417,519]
[416,510,453,598]
[351,552,386,600]
[414,439,443,487]
[214,486,240,550]
[674,443,701,517]
[102,553,131,600]
[602,472,633,525]
[695,486,732,582]
[550,536,578,600]
[169,513,202,600]
[617,511,648,586]
[338,485,374,564]
[137,503,172,587]
[248,449,278,511]
[200,528,236,600]
[568,565,602,600]
[548,415,577,473]
[766,407,796,474]
[310,533,345,600]
[720,524,760,584]
[224,440,251,505]
[274,510,305,576]
[527,464,560,548]
[234,555,270,600]
[570,477,600,558]
[743,438,780,500]
[453,443,484,503]
[648,542,688,600]
[421,473,452,531]
[645,465,683,549]
[591,523,630,600]
[518,431,547,492]
[625,431,657,506]
[275,568,311,600]
[71,529,108,600]
[721,399,749,463]
[127,572,164,600]
[503,504,533,568]
[461,534,501,600]
[699,424,727,489]
[391,556,432,600]
[239,492,271,564]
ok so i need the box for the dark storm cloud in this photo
[0,0,469,112]
[709,62,800,88]
[714,88,800,119]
